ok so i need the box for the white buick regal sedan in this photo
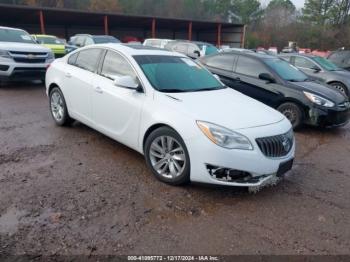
[46,44,295,188]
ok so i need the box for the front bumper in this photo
[185,118,295,187]
[0,58,54,80]
[306,106,350,127]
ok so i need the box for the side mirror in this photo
[259,73,276,83]
[113,75,143,92]
[194,50,201,58]
[311,65,321,72]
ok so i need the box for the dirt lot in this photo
[0,82,349,256]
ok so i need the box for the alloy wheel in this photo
[50,91,64,122]
[149,136,186,179]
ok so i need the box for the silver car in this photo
[280,53,350,98]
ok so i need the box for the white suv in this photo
[0,26,54,83]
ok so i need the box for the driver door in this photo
[92,50,145,149]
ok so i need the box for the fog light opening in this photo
[206,164,252,182]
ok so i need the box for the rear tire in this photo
[277,102,303,129]
[144,127,191,186]
[49,87,74,126]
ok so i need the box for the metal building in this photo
[0,3,245,47]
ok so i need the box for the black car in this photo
[327,50,350,71]
[200,52,350,129]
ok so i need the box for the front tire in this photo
[277,102,303,129]
[49,87,74,126]
[329,82,348,97]
[144,127,190,186]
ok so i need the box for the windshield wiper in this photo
[159,89,188,93]
[190,86,227,92]
[287,79,307,82]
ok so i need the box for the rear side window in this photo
[75,49,102,73]
[235,56,269,78]
[101,51,136,79]
[204,54,235,71]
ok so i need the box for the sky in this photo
[261,0,306,8]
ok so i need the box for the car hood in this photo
[290,81,347,103]
[156,88,285,130]
[43,44,65,50]
[0,42,51,52]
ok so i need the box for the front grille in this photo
[13,57,46,63]
[9,51,47,56]
[256,129,294,158]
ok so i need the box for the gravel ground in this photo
[0,82,349,256]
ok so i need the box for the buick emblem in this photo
[27,54,36,59]
[282,136,291,152]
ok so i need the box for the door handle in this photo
[95,86,103,94]
[65,72,72,78]
[235,77,241,82]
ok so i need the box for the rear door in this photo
[92,50,145,149]
[232,55,282,107]
[62,48,103,125]
[202,54,237,87]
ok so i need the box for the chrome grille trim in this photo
[256,129,294,158]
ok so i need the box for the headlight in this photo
[304,91,335,107]
[0,49,11,59]
[197,121,253,150]
[47,52,55,60]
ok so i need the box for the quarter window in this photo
[68,52,79,65]
[75,49,102,72]
[235,56,269,78]
[204,54,235,71]
[101,51,136,79]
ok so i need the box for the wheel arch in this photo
[327,81,349,95]
[142,123,179,154]
[276,97,307,116]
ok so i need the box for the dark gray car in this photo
[279,53,350,98]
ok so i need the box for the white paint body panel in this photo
[46,44,295,187]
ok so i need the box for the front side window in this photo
[294,57,315,69]
[264,58,308,82]
[235,56,269,78]
[204,54,235,71]
[134,55,225,93]
[312,56,340,71]
[75,49,102,72]
[0,28,35,44]
[101,51,136,79]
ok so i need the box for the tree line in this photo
[1,0,349,50]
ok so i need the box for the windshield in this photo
[134,55,225,93]
[264,58,308,82]
[93,36,120,44]
[37,36,64,45]
[0,28,35,44]
[312,56,340,71]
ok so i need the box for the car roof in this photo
[80,43,186,57]
[225,50,277,59]
[279,53,318,58]
[0,26,26,31]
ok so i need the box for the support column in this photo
[104,15,109,35]
[39,10,45,34]
[217,23,222,47]
[151,18,156,38]
[241,25,247,48]
[188,21,193,41]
